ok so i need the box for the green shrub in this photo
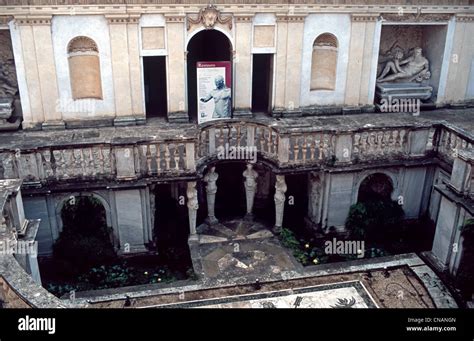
[345,199,404,244]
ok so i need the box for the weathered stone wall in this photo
[0,276,31,308]
[0,30,18,98]
[23,188,153,256]
[1,5,473,128]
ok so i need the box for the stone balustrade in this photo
[0,139,196,185]
[436,126,474,164]
[0,120,469,185]
[281,132,335,165]
[197,121,278,160]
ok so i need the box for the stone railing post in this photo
[278,136,289,164]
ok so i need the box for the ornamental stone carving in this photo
[204,166,219,225]
[243,163,258,219]
[187,4,232,31]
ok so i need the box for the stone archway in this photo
[55,192,112,234]
[186,29,233,123]
[357,173,394,203]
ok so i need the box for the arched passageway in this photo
[357,173,394,203]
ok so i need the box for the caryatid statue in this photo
[187,181,199,235]
[273,175,287,233]
[243,163,258,219]
[204,166,219,225]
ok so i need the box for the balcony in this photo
[0,110,471,188]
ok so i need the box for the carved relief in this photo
[187,4,232,31]
[382,13,452,23]
[377,46,431,83]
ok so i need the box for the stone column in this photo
[204,167,218,225]
[233,14,253,118]
[15,16,57,129]
[344,14,378,108]
[243,163,258,220]
[187,181,199,237]
[273,175,287,233]
[106,15,135,126]
[165,14,188,123]
[29,17,63,129]
[274,15,305,114]
[127,14,145,124]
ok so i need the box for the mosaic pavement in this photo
[149,281,378,308]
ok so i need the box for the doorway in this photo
[186,30,232,123]
[143,56,167,119]
[251,54,273,114]
[213,162,246,220]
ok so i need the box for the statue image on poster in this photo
[197,61,232,124]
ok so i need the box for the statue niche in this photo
[375,44,434,104]
[377,46,431,83]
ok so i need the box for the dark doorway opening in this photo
[143,56,167,119]
[186,30,232,123]
[251,53,273,114]
[283,174,308,234]
[153,183,192,273]
[213,162,246,220]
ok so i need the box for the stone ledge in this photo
[167,111,189,123]
[41,121,65,130]
[0,254,78,308]
[65,117,114,129]
[232,109,253,119]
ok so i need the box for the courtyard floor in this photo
[72,219,458,309]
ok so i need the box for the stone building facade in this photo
[0,0,473,289]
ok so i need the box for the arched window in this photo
[67,36,102,100]
[310,33,338,91]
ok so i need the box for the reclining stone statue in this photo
[377,47,431,83]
